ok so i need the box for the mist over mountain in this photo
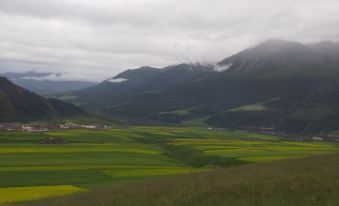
[61,40,339,134]
[307,41,339,61]
[0,76,84,122]
[0,72,96,95]
[217,39,339,77]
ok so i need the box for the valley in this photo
[0,126,338,205]
[1,1,339,205]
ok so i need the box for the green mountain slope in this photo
[0,77,84,122]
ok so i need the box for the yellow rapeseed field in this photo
[0,185,85,205]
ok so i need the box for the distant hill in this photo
[0,76,84,122]
[68,40,339,134]
[74,64,213,110]
[307,41,339,61]
[0,72,96,95]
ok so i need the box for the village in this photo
[0,122,112,132]
[0,121,338,143]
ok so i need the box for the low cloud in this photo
[21,73,99,82]
[213,63,234,72]
[107,78,128,83]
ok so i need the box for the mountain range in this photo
[66,40,339,134]
[0,76,84,122]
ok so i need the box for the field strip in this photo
[0,185,86,205]
[0,165,189,172]
[0,148,160,155]
[101,167,200,177]
[239,155,304,162]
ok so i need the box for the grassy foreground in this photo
[0,126,338,205]
[16,154,339,206]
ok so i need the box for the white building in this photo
[81,125,99,129]
[312,136,323,141]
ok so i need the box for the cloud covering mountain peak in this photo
[1,0,339,81]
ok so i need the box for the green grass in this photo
[156,107,194,116]
[101,168,197,178]
[229,98,281,112]
[229,103,266,112]
[182,117,209,127]
[0,126,338,205]
[0,131,47,144]
[16,154,339,206]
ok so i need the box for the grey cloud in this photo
[0,0,338,81]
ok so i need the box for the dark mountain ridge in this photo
[69,40,339,134]
[74,64,213,109]
[0,76,84,122]
[217,39,338,77]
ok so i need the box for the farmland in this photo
[17,154,339,206]
[0,126,338,205]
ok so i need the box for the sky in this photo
[0,0,339,82]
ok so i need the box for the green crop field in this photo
[171,138,338,162]
[0,126,338,205]
[228,98,281,112]
[17,154,339,206]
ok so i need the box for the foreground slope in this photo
[17,154,339,206]
[0,77,84,122]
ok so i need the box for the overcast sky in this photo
[0,0,339,82]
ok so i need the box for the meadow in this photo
[0,126,338,205]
